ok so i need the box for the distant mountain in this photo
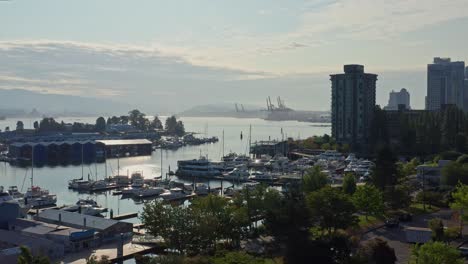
[0,89,129,116]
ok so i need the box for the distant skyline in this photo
[1,0,467,112]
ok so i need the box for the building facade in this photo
[331,65,377,152]
[384,88,411,110]
[426,57,466,111]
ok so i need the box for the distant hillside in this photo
[0,89,129,116]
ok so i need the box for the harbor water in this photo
[0,116,330,223]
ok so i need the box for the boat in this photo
[134,186,165,198]
[7,186,24,199]
[160,188,187,201]
[63,198,108,216]
[0,186,30,218]
[318,151,344,161]
[176,157,223,178]
[68,179,93,190]
[90,180,117,192]
[24,186,57,208]
[249,171,278,182]
[223,167,250,182]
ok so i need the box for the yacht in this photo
[176,157,222,178]
[134,186,165,198]
[223,167,250,182]
[249,171,278,182]
[90,180,117,192]
[0,187,30,218]
[63,198,107,216]
[160,188,187,201]
[7,186,24,199]
[318,151,344,161]
[68,179,93,191]
[24,186,57,208]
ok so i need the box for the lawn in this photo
[409,203,440,215]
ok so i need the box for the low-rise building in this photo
[36,209,133,241]
[416,160,451,185]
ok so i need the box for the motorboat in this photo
[134,186,165,198]
[0,186,30,218]
[89,180,117,192]
[68,179,93,190]
[7,186,24,199]
[176,157,222,178]
[160,188,187,201]
[223,167,250,182]
[318,151,344,161]
[249,171,278,182]
[24,186,57,208]
[63,198,108,216]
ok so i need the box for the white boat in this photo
[223,167,250,182]
[318,151,344,161]
[195,183,209,196]
[24,186,57,208]
[90,180,117,192]
[176,157,222,178]
[0,186,31,218]
[134,186,165,198]
[160,188,187,201]
[7,186,24,199]
[63,198,107,216]
[249,171,278,182]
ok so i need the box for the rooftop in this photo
[37,209,122,231]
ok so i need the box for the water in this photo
[0,116,330,223]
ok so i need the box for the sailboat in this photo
[24,145,57,208]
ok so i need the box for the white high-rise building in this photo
[384,88,411,110]
[426,57,465,111]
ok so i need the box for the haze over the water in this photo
[1,0,467,113]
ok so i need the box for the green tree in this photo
[342,173,356,195]
[306,187,358,235]
[441,161,468,186]
[95,117,107,132]
[17,246,51,264]
[428,218,444,241]
[149,115,163,130]
[353,185,384,220]
[302,166,328,193]
[86,255,110,264]
[416,191,443,209]
[450,183,468,223]
[358,238,397,264]
[410,242,463,264]
[384,184,411,210]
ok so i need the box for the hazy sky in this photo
[1,0,467,112]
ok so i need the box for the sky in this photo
[1,0,467,113]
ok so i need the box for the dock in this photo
[111,212,138,220]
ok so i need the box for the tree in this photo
[95,117,107,132]
[410,242,463,264]
[358,238,397,264]
[17,246,51,264]
[342,173,356,195]
[428,218,444,241]
[16,120,24,131]
[384,184,411,210]
[353,185,384,220]
[416,191,443,208]
[441,162,468,186]
[149,115,163,130]
[450,183,468,222]
[302,166,328,193]
[306,187,358,235]
[86,255,110,264]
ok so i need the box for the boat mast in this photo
[160,147,163,178]
[222,130,225,158]
[31,145,34,187]
[248,124,252,158]
[117,147,120,176]
[81,144,84,180]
